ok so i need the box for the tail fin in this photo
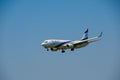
[81,29,88,40]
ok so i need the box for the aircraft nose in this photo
[41,43,45,46]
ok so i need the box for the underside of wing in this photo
[56,40,89,49]
[73,40,89,48]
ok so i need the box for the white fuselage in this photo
[41,39,71,48]
[41,39,89,49]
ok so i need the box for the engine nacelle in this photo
[51,48,58,51]
[66,43,74,48]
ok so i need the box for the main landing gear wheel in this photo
[61,50,65,53]
[71,48,74,51]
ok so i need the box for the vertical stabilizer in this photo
[81,29,88,40]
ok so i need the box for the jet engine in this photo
[51,48,58,51]
[66,43,74,48]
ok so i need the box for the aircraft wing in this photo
[54,32,102,49]
[73,32,102,46]
[87,32,102,43]
[71,40,88,48]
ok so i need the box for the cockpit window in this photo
[44,40,48,43]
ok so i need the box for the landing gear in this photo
[71,48,74,51]
[46,48,49,51]
[61,49,65,53]
[44,47,49,51]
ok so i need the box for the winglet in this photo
[98,32,103,38]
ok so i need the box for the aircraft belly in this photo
[58,46,69,49]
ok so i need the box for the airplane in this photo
[41,29,102,53]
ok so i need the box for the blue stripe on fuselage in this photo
[55,41,72,48]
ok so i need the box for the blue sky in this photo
[1,0,120,80]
